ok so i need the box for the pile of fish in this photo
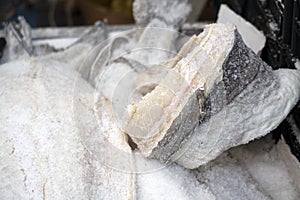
[1,0,300,199]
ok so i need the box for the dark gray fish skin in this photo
[206,30,274,117]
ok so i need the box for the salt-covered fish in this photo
[0,56,139,199]
[123,23,300,169]
[0,56,221,200]
[1,0,300,197]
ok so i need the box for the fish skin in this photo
[205,30,273,117]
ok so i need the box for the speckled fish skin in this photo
[173,68,300,169]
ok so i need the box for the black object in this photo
[0,37,7,60]
[291,0,300,58]
[213,0,300,69]
[213,0,300,162]
[282,106,300,162]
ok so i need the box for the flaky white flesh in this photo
[123,24,235,156]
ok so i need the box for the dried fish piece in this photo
[123,23,300,169]
[173,68,300,168]
[0,57,224,199]
[122,23,235,158]
[0,58,134,199]
[89,0,192,106]
[90,0,192,90]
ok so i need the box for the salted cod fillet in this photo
[123,23,300,169]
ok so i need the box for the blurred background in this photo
[0,0,216,27]
[1,0,299,70]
